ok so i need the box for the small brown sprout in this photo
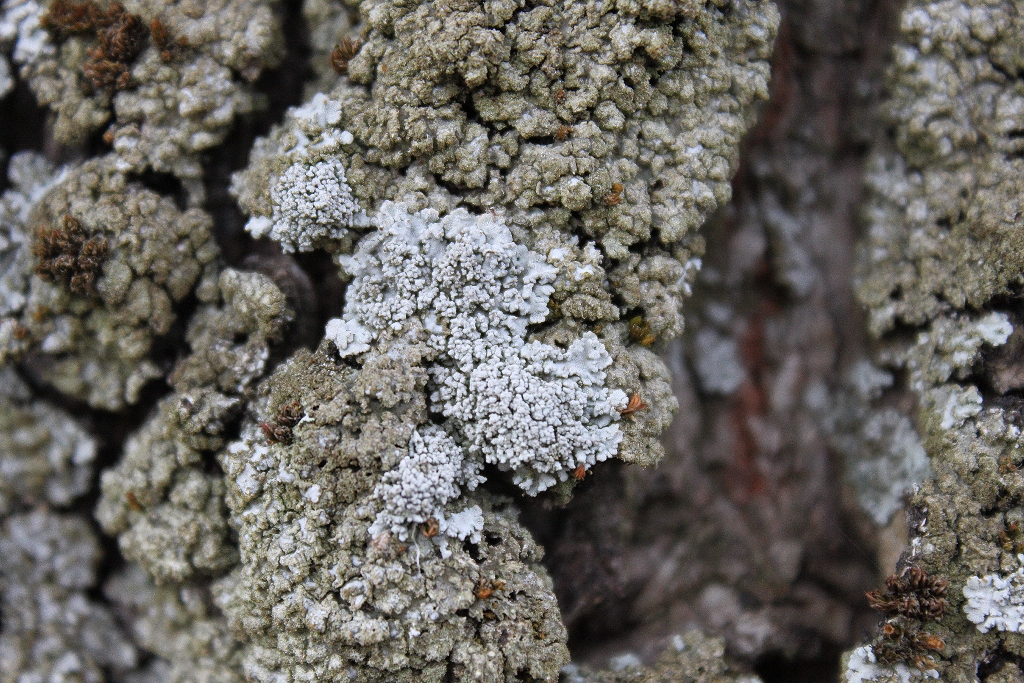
[43,1,150,94]
[618,393,648,416]
[474,579,507,600]
[999,519,1024,552]
[259,401,305,445]
[34,214,108,295]
[276,400,304,428]
[422,517,439,538]
[554,88,565,102]
[475,579,494,600]
[330,36,361,74]
[42,0,103,40]
[1000,454,1019,474]
[603,182,623,206]
[126,491,143,511]
[914,633,944,652]
[572,464,587,480]
[629,315,655,346]
[881,621,902,639]
[81,3,148,94]
[150,18,186,61]
[912,655,937,673]
[259,421,291,444]
[554,125,572,141]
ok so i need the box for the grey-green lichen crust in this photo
[845,0,1024,679]
[855,0,1024,335]
[96,268,291,583]
[0,0,282,187]
[237,0,776,259]
[0,154,219,409]
[217,345,569,682]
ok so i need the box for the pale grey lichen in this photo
[842,646,929,683]
[0,367,96,514]
[0,509,138,683]
[327,202,627,505]
[827,361,930,526]
[0,151,66,361]
[248,158,366,253]
[368,425,483,540]
[963,555,1024,634]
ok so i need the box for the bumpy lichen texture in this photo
[0,154,219,409]
[845,0,1024,679]
[0,509,138,682]
[0,0,282,189]
[328,203,626,505]
[235,0,778,466]
[96,268,291,583]
[217,346,569,682]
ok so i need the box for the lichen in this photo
[0,0,283,190]
[0,155,219,409]
[0,0,783,680]
[217,347,569,682]
[328,202,626,505]
[0,509,138,683]
[841,0,1024,677]
[0,367,96,514]
[96,268,291,583]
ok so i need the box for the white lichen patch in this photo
[248,158,365,253]
[368,425,483,540]
[843,645,934,683]
[328,202,627,537]
[963,555,1024,633]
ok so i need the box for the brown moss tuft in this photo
[42,1,151,94]
[330,36,360,75]
[33,214,109,295]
